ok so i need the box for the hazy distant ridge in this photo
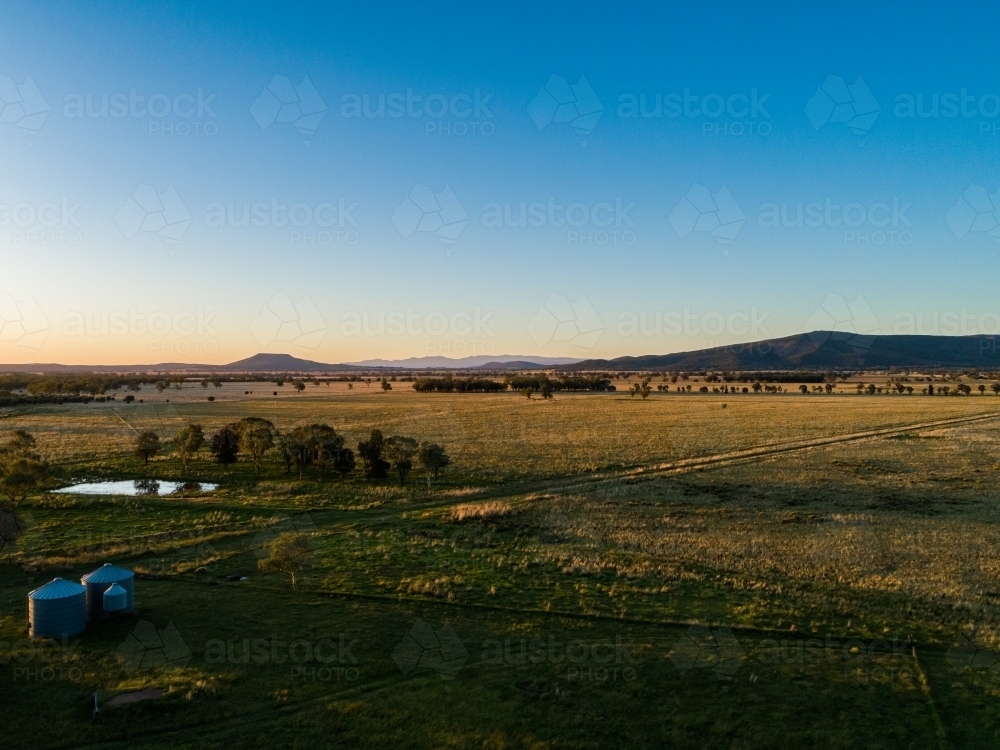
[2,333,999,373]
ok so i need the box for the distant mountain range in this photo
[346,355,580,369]
[566,332,1000,371]
[2,333,999,374]
[0,352,577,374]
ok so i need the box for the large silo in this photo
[81,563,135,620]
[28,578,87,638]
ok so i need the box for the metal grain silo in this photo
[81,563,135,620]
[28,578,87,638]
[103,583,127,614]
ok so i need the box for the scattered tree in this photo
[291,424,349,482]
[135,431,161,465]
[276,433,296,474]
[234,418,275,475]
[210,427,239,466]
[384,435,418,485]
[357,429,390,480]
[417,442,450,485]
[0,457,47,513]
[1,430,37,459]
[175,424,205,472]
[258,532,314,590]
[381,379,392,392]
[332,444,356,478]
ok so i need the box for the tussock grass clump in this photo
[451,501,513,522]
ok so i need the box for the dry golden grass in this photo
[6,388,998,481]
[502,415,1000,640]
[450,501,513,521]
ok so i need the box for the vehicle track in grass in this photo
[41,411,1000,575]
[389,409,1000,518]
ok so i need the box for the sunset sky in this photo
[3,1,1000,364]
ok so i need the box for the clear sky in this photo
[2,1,999,365]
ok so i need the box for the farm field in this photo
[3,388,1000,748]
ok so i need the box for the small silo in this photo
[28,578,87,638]
[81,563,135,620]
[103,583,127,615]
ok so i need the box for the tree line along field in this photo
[2,385,1000,748]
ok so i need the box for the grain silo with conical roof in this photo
[102,582,128,615]
[28,578,87,638]
[81,563,135,620]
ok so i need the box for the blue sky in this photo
[2,1,1000,364]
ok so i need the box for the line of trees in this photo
[134,420,450,486]
[0,431,49,547]
[412,376,506,392]
[409,374,616,393]
[506,375,615,392]
[0,374,167,396]
[851,382,1000,395]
